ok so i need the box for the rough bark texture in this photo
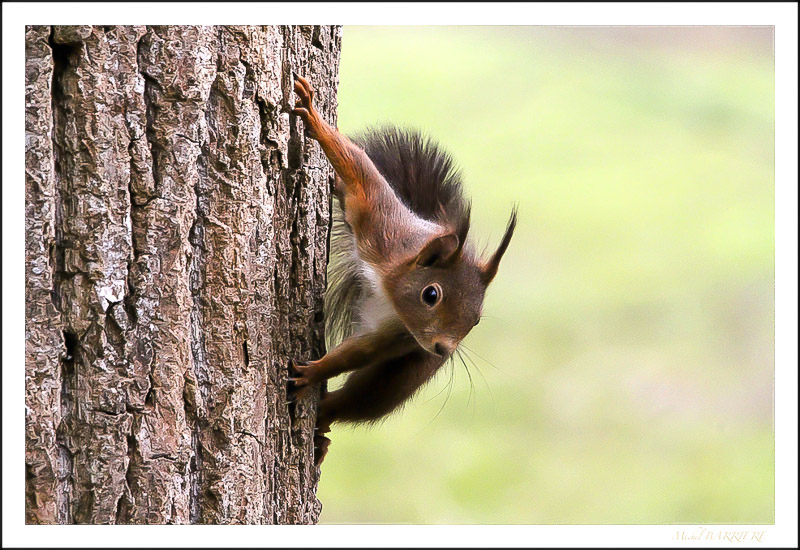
[25,25,340,525]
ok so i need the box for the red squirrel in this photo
[290,75,517,465]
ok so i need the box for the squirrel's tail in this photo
[324,200,364,350]
[352,125,470,227]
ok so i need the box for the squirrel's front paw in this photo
[291,74,316,132]
[288,359,317,387]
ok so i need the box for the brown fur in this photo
[290,75,517,465]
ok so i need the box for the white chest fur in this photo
[355,261,399,333]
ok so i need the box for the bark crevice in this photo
[46,27,73,314]
[136,31,163,202]
[57,330,76,524]
[184,62,217,526]
[48,26,81,525]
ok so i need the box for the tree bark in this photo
[25,25,340,524]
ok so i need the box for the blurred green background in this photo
[317,26,774,524]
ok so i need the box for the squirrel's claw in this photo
[294,74,314,103]
[293,76,314,109]
[292,106,309,118]
[289,359,315,387]
[292,75,320,139]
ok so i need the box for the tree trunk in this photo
[25,25,340,524]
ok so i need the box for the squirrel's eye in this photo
[421,284,441,306]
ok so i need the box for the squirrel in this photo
[290,75,517,466]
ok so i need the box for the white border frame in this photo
[3,3,797,548]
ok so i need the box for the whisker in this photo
[457,349,481,420]
[427,357,456,425]
[457,349,475,410]
[423,360,454,404]
[460,343,502,373]
[477,314,500,321]
[460,346,489,387]
[460,346,494,405]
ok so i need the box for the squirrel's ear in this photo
[415,233,460,267]
[480,207,517,284]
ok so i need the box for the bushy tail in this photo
[353,126,470,227]
[324,200,365,349]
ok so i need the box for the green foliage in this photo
[318,26,774,524]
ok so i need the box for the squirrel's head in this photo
[385,208,517,358]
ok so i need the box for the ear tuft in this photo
[480,206,517,284]
[415,233,460,267]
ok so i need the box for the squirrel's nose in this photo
[433,341,454,358]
